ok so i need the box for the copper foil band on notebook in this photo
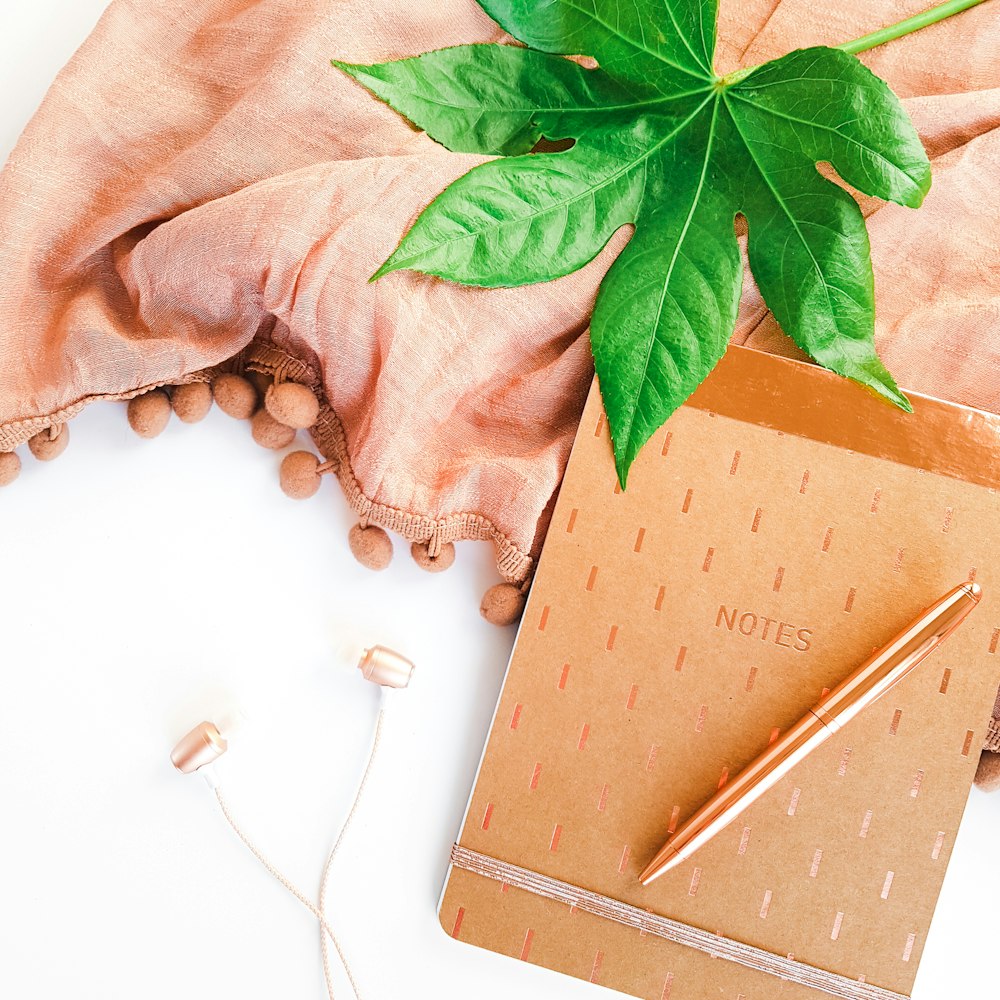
[684,346,1000,490]
[449,845,910,1000]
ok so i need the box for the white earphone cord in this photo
[212,788,361,1000]
[212,702,387,1000]
[318,703,386,1000]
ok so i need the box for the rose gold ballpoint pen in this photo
[639,582,982,886]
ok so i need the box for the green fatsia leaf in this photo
[371,140,643,284]
[333,46,648,156]
[335,0,931,485]
[592,101,743,484]
[729,47,930,208]
[372,101,705,284]
[477,0,716,93]
[734,144,908,409]
[725,46,926,411]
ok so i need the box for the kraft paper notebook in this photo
[439,346,1000,1000]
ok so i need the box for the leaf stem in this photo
[836,0,990,56]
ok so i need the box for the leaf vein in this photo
[728,90,921,187]
[724,94,845,346]
[387,95,715,270]
[557,0,708,83]
[662,1,710,74]
[619,97,721,449]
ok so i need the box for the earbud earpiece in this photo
[357,645,415,689]
[170,721,227,774]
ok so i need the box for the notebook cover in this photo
[439,346,1000,1000]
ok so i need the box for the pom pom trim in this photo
[0,347,535,587]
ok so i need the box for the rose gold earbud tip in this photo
[357,645,415,689]
[170,721,228,773]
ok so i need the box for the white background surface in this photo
[1,3,998,998]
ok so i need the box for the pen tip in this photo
[965,582,983,601]
[638,860,662,885]
[638,848,681,885]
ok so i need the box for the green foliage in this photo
[335,0,931,485]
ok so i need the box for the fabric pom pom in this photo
[251,408,296,450]
[411,540,455,573]
[0,450,21,486]
[348,523,393,571]
[265,382,320,430]
[975,750,1000,792]
[279,450,322,499]
[28,423,69,461]
[171,381,213,423]
[127,390,172,438]
[480,582,526,626]
[212,373,258,419]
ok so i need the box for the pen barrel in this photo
[659,710,833,869]
[811,583,980,732]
